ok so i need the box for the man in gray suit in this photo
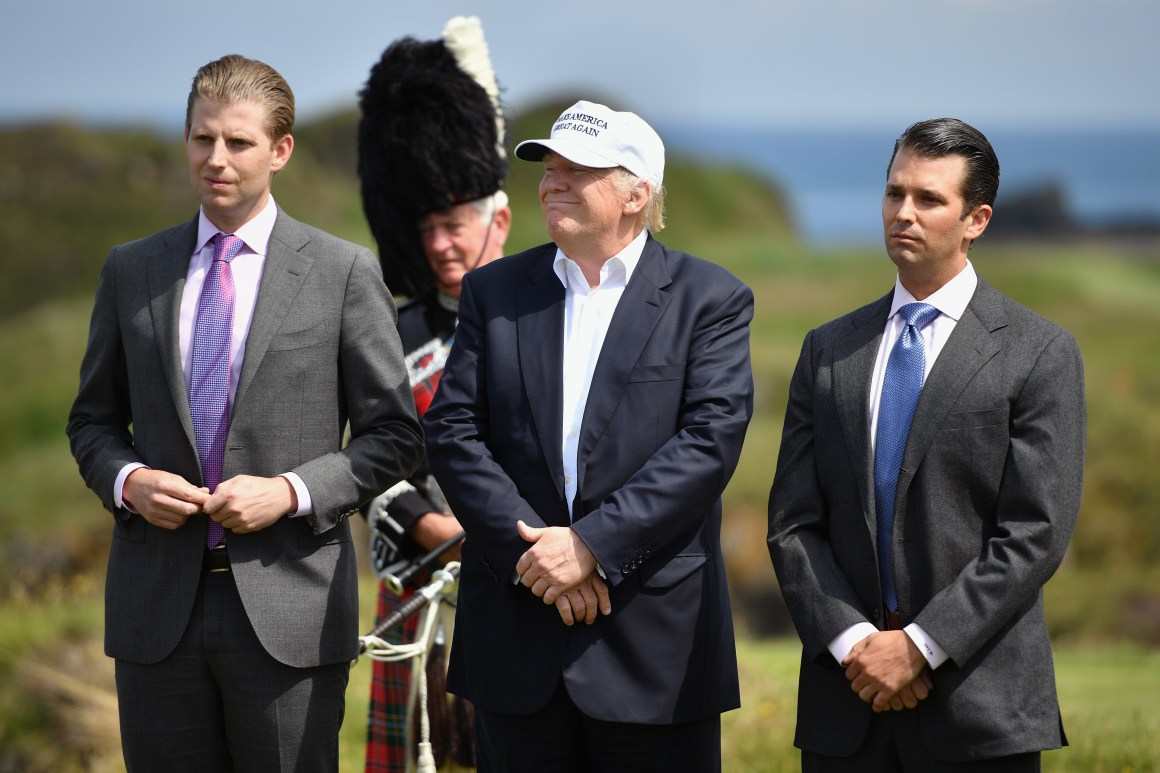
[67,54,424,771]
[767,118,1085,771]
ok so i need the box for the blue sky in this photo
[4,0,1158,132]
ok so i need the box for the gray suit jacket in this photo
[68,210,424,668]
[767,278,1085,762]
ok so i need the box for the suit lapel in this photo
[899,280,1004,479]
[147,218,199,455]
[832,292,892,533]
[577,239,673,476]
[234,212,314,410]
[516,246,567,502]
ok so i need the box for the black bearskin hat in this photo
[358,17,507,298]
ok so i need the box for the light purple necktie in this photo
[191,233,242,548]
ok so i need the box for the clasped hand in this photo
[514,520,611,626]
[124,469,294,534]
[842,630,934,712]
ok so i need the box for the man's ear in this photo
[492,205,512,246]
[965,203,993,240]
[270,133,294,173]
[623,180,650,216]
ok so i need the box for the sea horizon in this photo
[663,126,1160,245]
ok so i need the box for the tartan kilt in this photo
[366,581,422,772]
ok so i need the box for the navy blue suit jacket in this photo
[424,235,753,724]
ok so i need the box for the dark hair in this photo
[887,118,1000,217]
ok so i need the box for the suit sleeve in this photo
[67,248,141,517]
[423,275,549,578]
[291,248,425,534]
[767,330,878,659]
[914,329,1085,666]
[570,278,755,587]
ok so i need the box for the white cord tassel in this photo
[415,643,436,773]
[359,564,459,772]
[442,15,506,156]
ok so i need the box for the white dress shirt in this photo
[828,260,979,670]
[114,198,312,515]
[553,229,648,518]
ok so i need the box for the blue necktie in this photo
[191,233,242,548]
[874,302,939,613]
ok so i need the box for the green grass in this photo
[344,597,1160,771]
[1054,644,1160,771]
[721,638,800,772]
[343,555,1160,772]
[716,638,1160,772]
[2,565,1157,771]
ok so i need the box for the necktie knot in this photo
[213,233,243,265]
[899,302,939,331]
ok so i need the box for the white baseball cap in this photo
[515,100,665,187]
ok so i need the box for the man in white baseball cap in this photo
[425,99,754,770]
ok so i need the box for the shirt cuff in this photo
[281,472,313,517]
[829,622,880,664]
[904,623,949,669]
[114,462,149,512]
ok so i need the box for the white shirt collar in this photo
[552,229,648,292]
[889,259,978,323]
[194,196,279,256]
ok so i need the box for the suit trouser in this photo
[115,566,349,772]
[474,677,721,773]
[802,709,1041,773]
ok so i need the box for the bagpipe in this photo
[359,488,472,771]
[358,561,462,773]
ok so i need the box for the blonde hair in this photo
[611,168,665,232]
[185,54,295,141]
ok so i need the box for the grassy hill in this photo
[1,104,1158,768]
[0,99,793,319]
